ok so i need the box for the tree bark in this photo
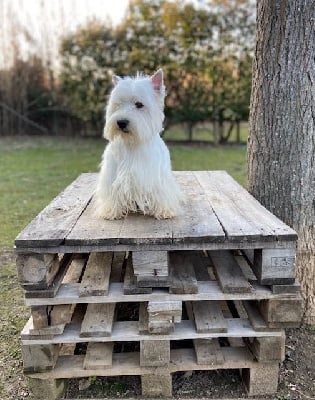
[248,0,315,323]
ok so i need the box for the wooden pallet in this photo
[15,171,302,399]
[22,298,285,397]
[22,250,302,334]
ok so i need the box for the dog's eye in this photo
[135,101,144,109]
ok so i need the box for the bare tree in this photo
[248,0,314,323]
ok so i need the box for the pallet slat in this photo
[80,303,115,337]
[210,250,252,293]
[192,301,227,333]
[21,318,283,345]
[169,252,198,294]
[26,347,257,379]
[79,252,112,297]
[15,173,96,248]
[24,279,276,307]
[193,338,224,365]
[83,342,113,369]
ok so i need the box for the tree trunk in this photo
[248,0,315,323]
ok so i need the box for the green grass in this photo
[164,122,248,143]
[0,135,247,248]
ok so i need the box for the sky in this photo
[0,0,130,69]
[0,0,202,69]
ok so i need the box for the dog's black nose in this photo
[117,119,129,131]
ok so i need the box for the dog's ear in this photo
[112,75,122,86]
[151,69,163,93]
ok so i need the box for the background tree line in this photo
[0,0,255,142]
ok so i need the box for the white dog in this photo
[93,69,182,220]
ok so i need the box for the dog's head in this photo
[103,69,166,143]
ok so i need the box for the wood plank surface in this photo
[140,340,170,366]
[118,213,173,245]
[15,171,297,251]
[24,254,73,299]
[83,342,113,369]
[169,252,198,294]
[193,339,224,365]
[172,172,225,243]
[192,301,227,333]
[26,347,256,379]
[80,303,115,337]
[65,196,124,246]
[132,251,168,276]
[15,173,96,247]
[79,252,112,297]
[243,301,268,331]
[210,250,251,293]
[194,171,297,242]
[21,318,283,345]
[123,258,152,295]
[24,279,276,307]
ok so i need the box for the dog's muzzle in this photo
[117,119,130,133]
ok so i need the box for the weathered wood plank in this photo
[209,250,252,293]
[242,363,279,396]
[22,344,59,372]
[169,252,198,294]
[62,255,86,284]
[140,340,170,366]
[123,258,152,295]
[192,301,227,333]
[138,302,149,334]
[15,173,96,248]
[147,301,182,334]
[172,171,225,243]
[19,318,283,345]
[252,248,296,284]
[141,373,172,397]
[26,347,257,379]
[271,281,301,294]
[65,196,124,247]
[24,254,73,298]
[16,253,60,290]
[194,170,297,242]
[31,306,49,329]
[137,275,171,288]
[79,252,112,297]
[83,342,113,369]
[148,301,182,323]
[259,297,303,328]
[132,251,168,276]
[193,338,224,365]
[243,301,268,331]
[25,279,278,307]
[248,334,285,363]
[118,213,173,245]
[80,303,115,337]
[48,256,86,330]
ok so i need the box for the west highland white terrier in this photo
[94,69,182,220]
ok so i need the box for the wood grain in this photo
[15,173,96,247]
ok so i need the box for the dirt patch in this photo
[1,249,314,400]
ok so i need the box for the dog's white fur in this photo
[94,69,182,220]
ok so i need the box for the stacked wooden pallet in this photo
[15,171,302,400]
